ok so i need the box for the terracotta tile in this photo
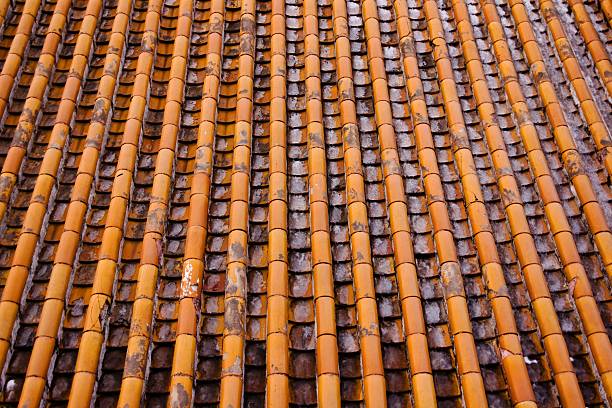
[0,0,609,406]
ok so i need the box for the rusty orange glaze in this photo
[63,0,164,405]
[357,0,425,404]
[303,0,344,406]
[265,0,290,404]
[401,0,538,405]
[0,0,94,379]
[565,0,612,98]
[601,0,612,26]
[167,0,225,403]
[336,0,437,406]
[417,0,495,405]
[500,0,612,284]
[0,0,43,121]
[13,0,131,405]
[0,0,11,38]
[449,0,585,405]
[217,0,256,405]
[539,0,612,176]
[0,0,71,226]
[480,0,612,403]
[0,0,609,405]
[117,0,193,406]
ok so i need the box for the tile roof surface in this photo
[0,0,609,405]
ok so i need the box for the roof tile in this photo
[0,0,610,405]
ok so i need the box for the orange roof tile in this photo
[0,0,610,406]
